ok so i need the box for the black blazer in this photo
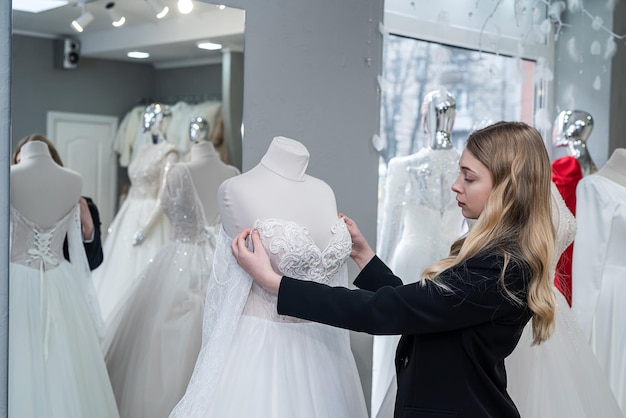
[278,254,532,418]
[63,196,104,271]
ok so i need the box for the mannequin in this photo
[572,148,626,411]
[9,141,119,418]
[170,136,368,418]
[104,126,239,418]
[550,109,596,305]
[374,89,464,418]
[92,103,180,326]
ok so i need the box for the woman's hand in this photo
[231,229,282,294]
[339,214,375,270]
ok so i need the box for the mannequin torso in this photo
[183,141,240,224]
[218,136,339,248]
[11,141,82,227]
[597,148,626,187]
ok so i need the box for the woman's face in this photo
[451,149,493,219]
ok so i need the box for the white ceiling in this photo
[11,0,245,68]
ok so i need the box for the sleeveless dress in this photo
[170,218,369,418]
[92,141,178,325]
[9,204,119,418]
[104,164,218,418]
[375,147,463,417]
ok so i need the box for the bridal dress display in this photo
[92,140,179,325]
[374,90,463,418]
[9,203,119,418]
[105,164,218,418]
[504,183,624,418]
[170,218,369,418]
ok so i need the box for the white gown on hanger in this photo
[9,204,119,418]
[93,141,177,325]
[505,184,624,418]
[105,164,218,418]
[170,218,369,418]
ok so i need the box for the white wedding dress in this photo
[9,204,119,418]
[105,164,218,418]
[93,141,178,325]
[170,218,369,418]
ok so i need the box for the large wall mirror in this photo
[9,1,245,416]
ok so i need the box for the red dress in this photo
[551,156,583,306]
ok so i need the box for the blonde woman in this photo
[232,122,556,418]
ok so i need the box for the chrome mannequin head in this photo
[552,110,593,148]
[142,103,173,135]
[421,88,456,149]
[189,117,210,143]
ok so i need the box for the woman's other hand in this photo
[232,229,282,294]
[339,214,375,270]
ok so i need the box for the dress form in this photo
[10,140,81,227]
[374,89,463,418]
[553,109,598,177]
[184,139,240,224]
[218,136,339,247]
[597,148,626,186]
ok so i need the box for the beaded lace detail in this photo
[128,142,178,199]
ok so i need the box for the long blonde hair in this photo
[422,121,556,344]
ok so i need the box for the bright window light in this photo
[12,0,67,13]
[127,51,150,59]
[197,42,222,51]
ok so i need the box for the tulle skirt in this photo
[92,196,170,325]
[105,241,213,418]
[9,262,119,418]
[506,289,624,417]
[197,315,369,418]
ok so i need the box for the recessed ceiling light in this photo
[12,0,68,13]
[197,42,222,51]
[127,51,150,59]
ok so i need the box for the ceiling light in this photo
[127,51,150,59]
[106,2,126,27]
[217,5,226,10]
[71,9,94,33]
[177,0,193,14]
[146,0,169,19]
[12,0,68,13]
[197,41,222,51]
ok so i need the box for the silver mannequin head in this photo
[189,117,210,143]
[421,89,456,149]
[142,103,173,135]
[552,109,594,148]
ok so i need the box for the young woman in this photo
[232,121,556,418]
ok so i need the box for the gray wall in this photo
[154,64,222,100]
[609,0,626,155]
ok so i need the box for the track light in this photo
[146,0,169,19]
[106,2,125,27]
[178,0,193,14]
[71,4,94,33]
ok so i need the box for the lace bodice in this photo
[243,218,352,322]
[10,205,74,271]
[128,142,178,199]
[160,164,217,245]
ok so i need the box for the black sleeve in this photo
[277,254,528,336]
[83,197,104,270]
[353,256,403,291]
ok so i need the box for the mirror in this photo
[9,2,245,416]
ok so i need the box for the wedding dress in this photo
[376,184,624,418]
[170,218,369,418]
[105,164,218,418]
[93,141,178,325]
[9,204,119,418]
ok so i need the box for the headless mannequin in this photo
[597,148,626,187]
[133,103,179,245]
[553,109,598,176]
[11,141,82,227]
[184,118,240,224]
[218,136,339,248]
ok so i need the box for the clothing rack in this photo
[136,93,222,106]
